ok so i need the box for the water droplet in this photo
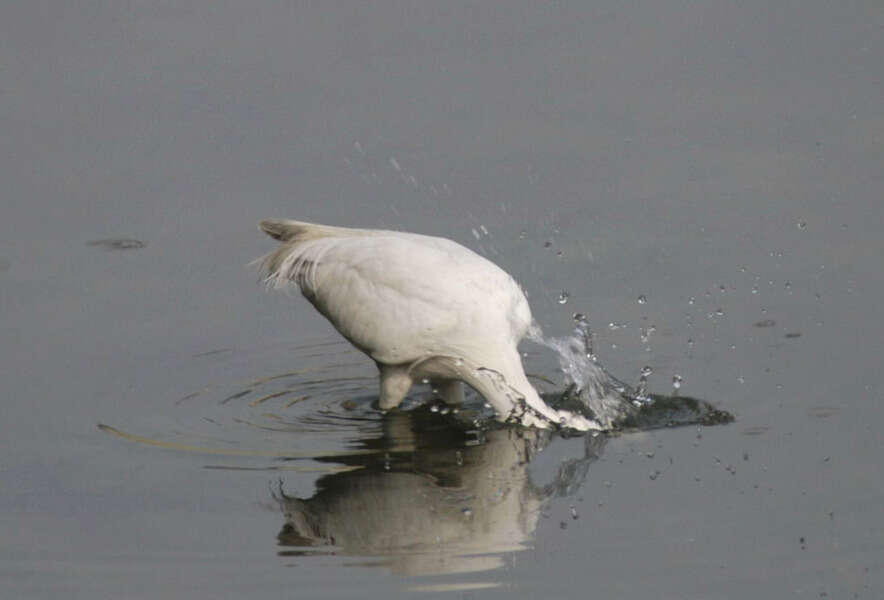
[672,374,683,390]
[479,225,489,235]
[797,221,807,230]
[719,285,726,293]
[570,505,579,520]
[637,295,647,305]
[544,240,553,248]
[784,281,792,292]
[688,297,695,305]
[383,453,391,471]
[752,286,759,294]
[455,451,464,466]
[687,338,694,347]
[649,471,660,481]
[462,507,473,518]
[558,291,570,304]
[641,366,654,377]
[737,376,745,384]
[430,404,440,413]
[519,230,527,240]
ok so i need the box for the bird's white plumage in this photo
[256,219,597,431]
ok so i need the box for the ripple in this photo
[99,337,500,467]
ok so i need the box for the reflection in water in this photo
[272,407,607,577]
[97,335,733,581]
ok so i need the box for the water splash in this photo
[529,315,638,430]
[634,366,654,405]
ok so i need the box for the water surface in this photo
[2,1,883,598]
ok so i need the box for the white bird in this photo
[255,219,597,431]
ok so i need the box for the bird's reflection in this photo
[272,405,607,576]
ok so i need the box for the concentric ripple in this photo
[99,336,505,468]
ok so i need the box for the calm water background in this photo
[2,1,883,598]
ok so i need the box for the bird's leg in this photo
[377,364,413,410]
[434,380,464,405]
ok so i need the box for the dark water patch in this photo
[742,425,771,436]
[808,406,839,418]
[616,395,735,432]
[193,348,233,358]
[87,238,147,250]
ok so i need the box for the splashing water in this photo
[529,315,639,430]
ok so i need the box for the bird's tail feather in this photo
[258,219,360,242]
[253,220,358,291]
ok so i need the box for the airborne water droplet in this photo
[672,374,683,390]
[637,295,647,304]
[558,291,570,304]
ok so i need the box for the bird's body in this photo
[256,219,596,431]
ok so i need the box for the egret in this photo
[255,219,597,431]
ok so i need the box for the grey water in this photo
[3,1,884,599]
